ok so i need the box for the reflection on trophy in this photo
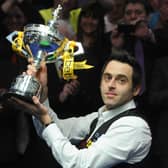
[4,4,93,102]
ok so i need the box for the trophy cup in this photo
[4,4,93,102]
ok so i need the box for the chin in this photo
[106,104,116,110]
[106,101,123,110]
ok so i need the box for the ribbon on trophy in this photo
[7,31,94,80]
[54,40,93,80]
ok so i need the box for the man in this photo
[6,53,152,168]
[99,0,126,33]
[149,0,168,30]
[111,0,157,114]
[123,0,148,25]
[111,0,152,49]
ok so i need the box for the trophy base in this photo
[4,74,41,103]
[3,91,34,103]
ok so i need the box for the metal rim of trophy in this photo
[24,23,65,45]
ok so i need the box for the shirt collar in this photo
[98,100,136,122]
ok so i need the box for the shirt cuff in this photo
[42,123,66,146]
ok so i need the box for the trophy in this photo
[4,4,93,102]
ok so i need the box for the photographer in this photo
[111,0,155,51]
[111,0,158,122]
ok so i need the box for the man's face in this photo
[160,0,168,22]
[149,0,160,10]
[124,3,147,24]
[100,60,139,110]
[107,0,126,23]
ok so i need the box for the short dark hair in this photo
[101,53,142,89]
[125,0,151,15]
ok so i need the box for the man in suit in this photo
[5,53,152,168]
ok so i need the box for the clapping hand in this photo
[59,79,80,102]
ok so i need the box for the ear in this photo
[133,85,141,96]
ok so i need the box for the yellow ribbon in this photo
[74,60,94,70]
[53,38,69,58]
[86,139,92,148]
[63,54,77,80]
[12,31,24,55]
[62,41,94,80]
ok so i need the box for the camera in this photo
[117,24,136,34]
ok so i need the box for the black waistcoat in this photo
[77,108,150,168]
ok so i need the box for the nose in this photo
[108,78,116,89]
[130,12,137,20]
[86,16,95,23]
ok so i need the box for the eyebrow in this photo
[103,72,129,79]
[116,74,129,80]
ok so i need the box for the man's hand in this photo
[134,20,151,39]
[27,60,48,88]
[5,96,52,125]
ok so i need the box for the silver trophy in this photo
[4,4,89,102]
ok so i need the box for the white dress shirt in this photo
[33,100,152,168]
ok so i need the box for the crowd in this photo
[0,0,168,167]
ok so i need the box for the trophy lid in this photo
[22,4,65,60]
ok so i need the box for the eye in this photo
[117,77,127,84]
[125,10,132,16]
[103,73,112,82]
[135,9,144,15]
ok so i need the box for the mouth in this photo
[105,92,117,98]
